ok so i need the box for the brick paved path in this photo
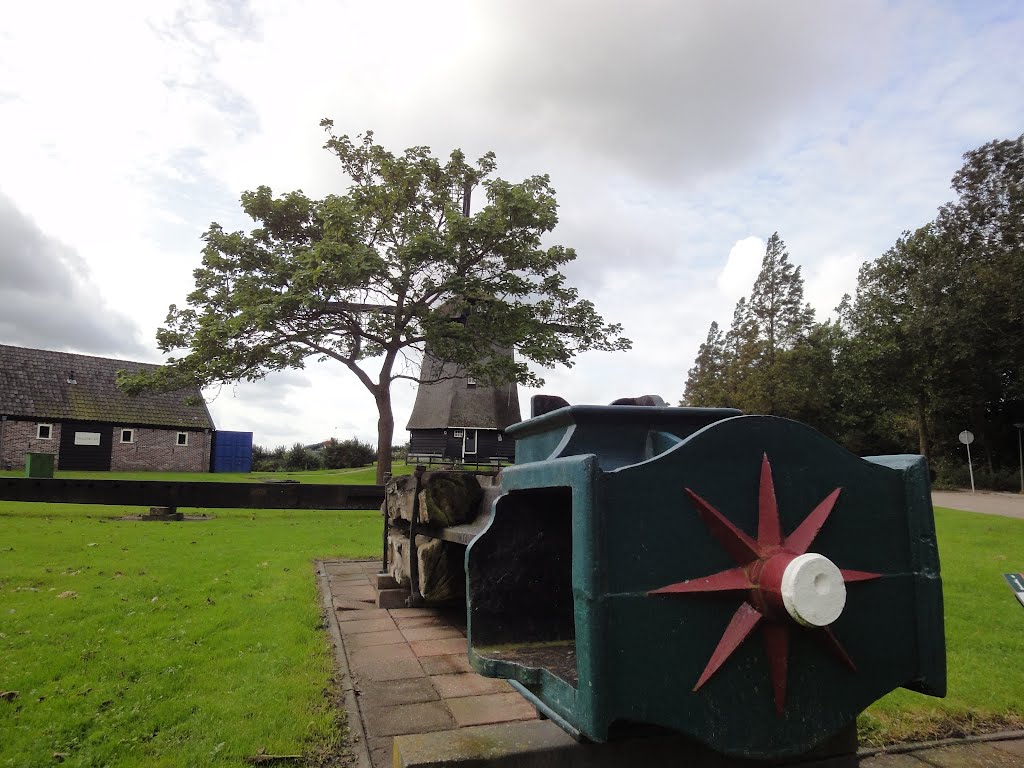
[320,560,1024,768]
[320,559,537,768]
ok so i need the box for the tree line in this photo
[682,134,1024,490]
[252,437,377,472]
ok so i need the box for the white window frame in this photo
[120,428,135,444]
[176,432,189,447]
[467,377,477,388]
[453,429,464,438]
[36,423,53,440]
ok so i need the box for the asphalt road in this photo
[932,490,1024,520]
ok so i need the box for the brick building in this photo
[0,344,214,472]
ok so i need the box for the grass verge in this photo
[0,501,381,767]
[859,506,1024,745]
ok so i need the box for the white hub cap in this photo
[780,553,846,627]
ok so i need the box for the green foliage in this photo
[285,442,323,471]
[685,134,1024,474]
[251,444,287,472]
[0,500,382,767]
[120,122,630,484]
[321,437,375,469]
[841,134,1024,465]
[683,233,820,418]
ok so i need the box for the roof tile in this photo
[0,344,214,430]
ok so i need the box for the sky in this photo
[1,1,1022,449]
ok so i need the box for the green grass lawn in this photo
[859,506,1024,745]
[2,470,1021,765]
[0,490,383,767]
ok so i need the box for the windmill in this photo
[324,179,523,467]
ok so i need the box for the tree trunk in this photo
[375,391,395,485]
[916,392,930,457]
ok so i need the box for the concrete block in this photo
[375,572,400,590]
[393,720,575,767]
[377,587,410,609]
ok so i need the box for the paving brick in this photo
[912,743,1024,767]
[992,740,1024,758]
[339,617,397,635]
[393,615,452,630]
[401,625,465,642]
[335,604,389,620]
[367,737,394,768]
[331,575,371,585]
[358,677,439,708]
[333,585,377,601]
[445,692,539,727]
[344,629,407,648]
[377,588,411,609]
[326,562,370,576]
[419,654,474,675]
[859,757,929,768]
[388,607,441,618]
[430,672,512,698]
[335,598,387,618]
[363,700,455,737]
[351,643,417,666]
[409,637,469,657]
[359,657,425,682]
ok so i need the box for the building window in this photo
[36,424,53,440]
[176,432,189,447]
[453,429,464,438]
[467,377,477,388]
[121,429,135,444]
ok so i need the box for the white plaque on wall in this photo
[74,432,102,446]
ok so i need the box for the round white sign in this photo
[958,430,974,445]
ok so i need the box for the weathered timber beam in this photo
[0,478,384,510]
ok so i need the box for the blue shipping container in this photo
[211,431,253,473]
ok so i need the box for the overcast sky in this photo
[1,1,1022,449]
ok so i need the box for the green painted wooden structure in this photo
[466,406,945,759]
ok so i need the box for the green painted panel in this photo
[468,409,944,759]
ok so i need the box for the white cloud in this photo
[1,0,1022,446]
[716,236,765,306]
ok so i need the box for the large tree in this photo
[745,232,816,413]
[121,122,630,483]
[842,134,1024,466]
[684,234,816,414]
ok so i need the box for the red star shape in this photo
[647,453,880,714]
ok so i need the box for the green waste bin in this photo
[25,453,55,478]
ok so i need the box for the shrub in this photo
[285,443,323,471]
[252,444,287,472]
[322,438,376,469]
[932,457,1022,492]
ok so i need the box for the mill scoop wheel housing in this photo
[466,406,945,759]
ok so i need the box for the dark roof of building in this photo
[0,344,214,430]
[406,352,522,431]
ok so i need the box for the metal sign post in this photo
[1014,424,1024,495]
[958,430,975,493]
